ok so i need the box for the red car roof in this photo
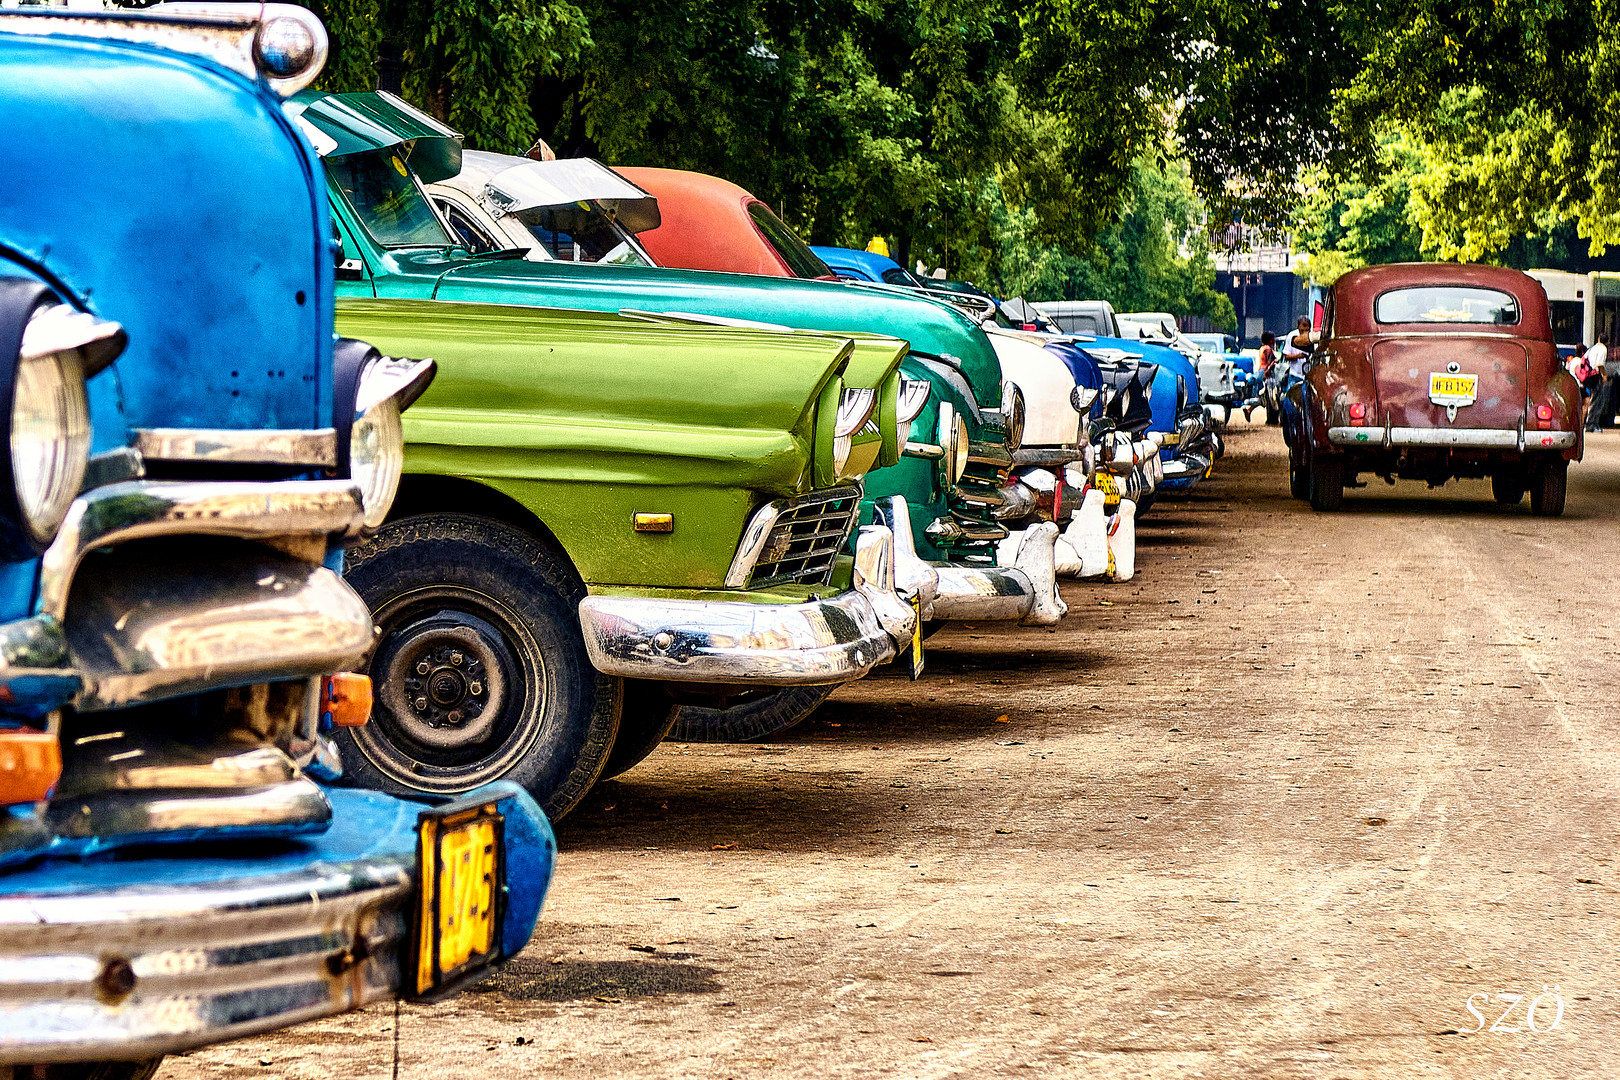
[614,166,797,278]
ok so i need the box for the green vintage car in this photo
[290,93,1067,806]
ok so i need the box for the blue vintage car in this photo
[0,7,552,1073]
[811,246,929,288]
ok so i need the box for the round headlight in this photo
[7,301,105,550]
[350,396,403,530]
[1000,381,1025,453]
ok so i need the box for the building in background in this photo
[1212,240,1312,348]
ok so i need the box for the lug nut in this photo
[448,710,463,723]
[469,681,483,696]
[414,696,428,711]
[416,660,430,675]
[450,651,464,666]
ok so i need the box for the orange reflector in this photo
[322,673,373,727]
[0,730,61,805]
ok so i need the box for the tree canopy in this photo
[283,0,1619,298]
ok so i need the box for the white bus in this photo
[1527,268,1620,351]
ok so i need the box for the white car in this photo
[426,149,660,265]
[1117,311,1238,411]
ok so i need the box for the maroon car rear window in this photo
[747,202,833,279]
[1374,286,1520,326]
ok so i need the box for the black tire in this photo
[598,679,681,780]
[21,1062,163,1080]
[340,514,621,820]
[665,685,836,743]
[1531,459,1568,517]
[1289,444,1309,500]
[1491,472,1526,505]
[1308,452,1345,511]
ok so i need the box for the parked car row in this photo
[0,7,1251,1074]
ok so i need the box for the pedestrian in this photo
[1587,334,1612,430]
[1257,331,1276,375]
[1603,334,1620,430]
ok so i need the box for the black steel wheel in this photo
[1530,459,1568,517]
[1491,472,1526,505]
[665,685,837,743]
[340,514,621,819]
[1308,451,1345,512]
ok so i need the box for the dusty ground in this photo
[169,422,1620,1079]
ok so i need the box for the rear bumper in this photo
[578,526,912,686]
[0,784,552,1065]
[1327,426,1577,451]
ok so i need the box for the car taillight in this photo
[1536,405,1554,420]
[1348,402,1367,425]
[0,728,60,805]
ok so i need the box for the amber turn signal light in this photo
[0,729,62,805]
[322,672,373,728]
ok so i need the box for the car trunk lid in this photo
[1370,335,1528,430]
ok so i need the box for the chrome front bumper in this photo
[1328,426,1577,451]
[0,784,553,1065]
[886,496,1067,627]
[0,479,374,714]
[578,525,914,685]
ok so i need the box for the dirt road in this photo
[169,422,1620,1079]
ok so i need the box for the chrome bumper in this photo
[1328,426,1577,451]
[1161,453,1211,480]
[578,525,912,685]
[0,784,553,1065]
[897,507,1067,627]
[0,479,373,714]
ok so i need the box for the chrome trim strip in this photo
[134,427,338,467]
[1326,426,1576,450]
[579,538,905,686]
[903,441,945,459]
[723,501,782,588]
[37,480,366,621]
[966,441,1013,468]
[0,5,328,99]
[0,848,412,1063]
[1011,446,1083,468]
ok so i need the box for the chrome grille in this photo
[746,484,863,588]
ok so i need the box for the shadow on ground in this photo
[468,957,724,1003]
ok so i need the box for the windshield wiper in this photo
[468,247,533,261]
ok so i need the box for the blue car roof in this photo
[811,246,904,282]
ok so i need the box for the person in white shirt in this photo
[1587,334,1613,431]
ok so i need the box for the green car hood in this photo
[423,256,1002,411]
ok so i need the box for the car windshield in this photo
[1375,286,1521,325]
[746,202,832,278]
[517,205,649,265]
[328,149,452,248]
[881,266,924,288]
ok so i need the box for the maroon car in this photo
[1286,263,1583,515]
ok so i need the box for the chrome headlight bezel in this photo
[1071,384,1099,414]
[998,380,1026,453]
[832,385,879,478]
[0,281,121,558]
[937,401,971,486]
[333,338,435,532]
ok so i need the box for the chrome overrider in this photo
[579,524,918,685]
[2,478,374,715]
[875,494,1067,627]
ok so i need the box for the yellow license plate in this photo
[907,593,924,680]
[1429,373,1478,404]
[414,802,504,998]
